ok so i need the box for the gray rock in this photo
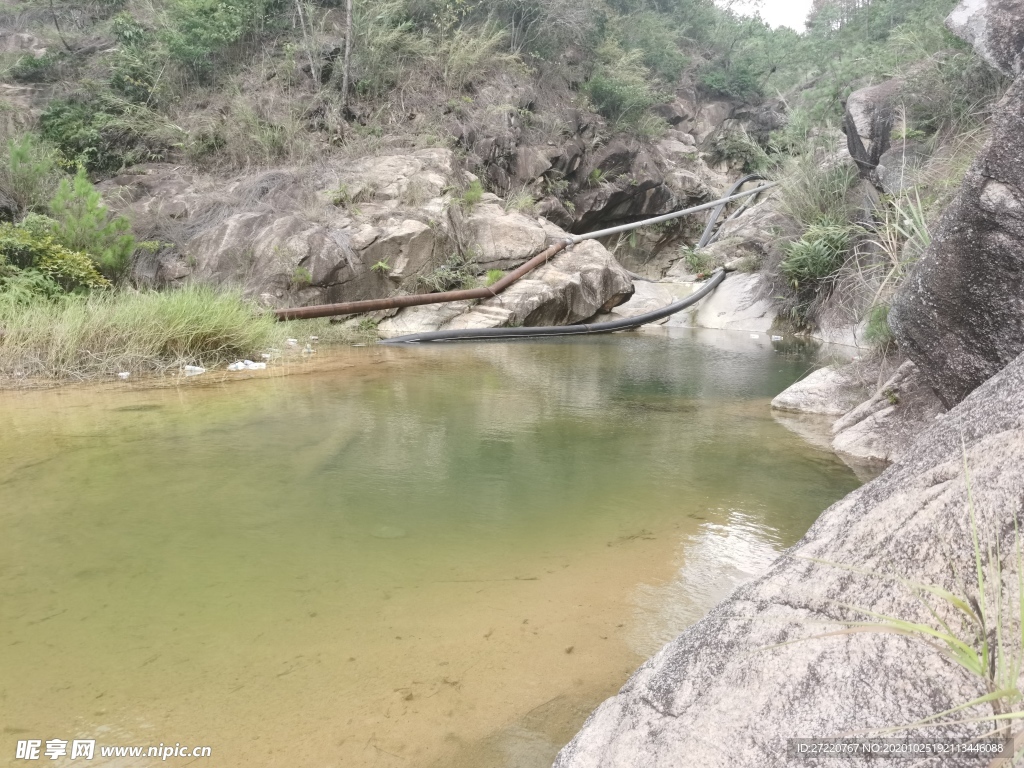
[464,202,547,272]
[770,363,881,417]
[515,146,553,182]
[844,79,902,173]
[382,240,633,335]
[875,140,929,196]
[603,282,678,321]
[0,31,47,57]
[947,0,1024,76]
[831,361,947,464]
[556,348,1024,768]
[666,273,775,333]
[890,76,1024,407]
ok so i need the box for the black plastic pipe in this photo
[379,269,726,344]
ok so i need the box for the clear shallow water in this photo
[0,328,860,767]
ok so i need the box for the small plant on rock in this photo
[291,266,313,288]
[461,179,484,208]
[419,251,476,292]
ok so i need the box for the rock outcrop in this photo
[886,0,1024,408]
[666,272,775,333]
[830,361,947,464]
[770,364,880,417]
[947,0,1024,76]
[843,79,902,174]
[890,70,1024,407]
[771,358,947,467]
[378,240,633,338]
[556,348,1024,768]
[107,150,585,312]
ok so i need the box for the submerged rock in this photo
[556,348,1024,768]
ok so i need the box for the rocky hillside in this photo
[3,0,1005,348]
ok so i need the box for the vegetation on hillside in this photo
[0,0,1011,376]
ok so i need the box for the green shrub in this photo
[485,269,504,286]
[706,127,771,173]
[864,303,894,348]
[111,48,162,105]
[49,168,136,279]
[39,97,175,175]
[780,221,853,290]
[9,52,63,84]
[164,0,276,77]
[0,268,64,308]
[616,12,689,82]
[584,43,662,127]
[698,61,764,101]
[0,134,62,217]
[0,222,110,292]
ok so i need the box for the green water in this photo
[0,328,860,767]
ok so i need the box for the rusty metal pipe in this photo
[274,239,570,321]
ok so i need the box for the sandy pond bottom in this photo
[0,328,861,768]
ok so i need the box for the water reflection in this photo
[0,329,860,768]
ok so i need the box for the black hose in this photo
[379,269,726,344]
[380,174,767,344]
[695,173,767,249]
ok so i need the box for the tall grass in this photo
[779,150,858,229]
[0,286,279,379]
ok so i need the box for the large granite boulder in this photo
[665,273,775,333]
[556,348,1024,768]
[889,76,1024,407]
[843,79,902,174]
[947,0,1024,76]
[378,238,633,338]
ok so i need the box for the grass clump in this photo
[780,221,854,291]
[583,40,664,130]
[0,285,279,379]
[864,303,895,349]
[419,251,475,292]
[485,269,504,287]
[460,179,484,208]
[681,246,713,275]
